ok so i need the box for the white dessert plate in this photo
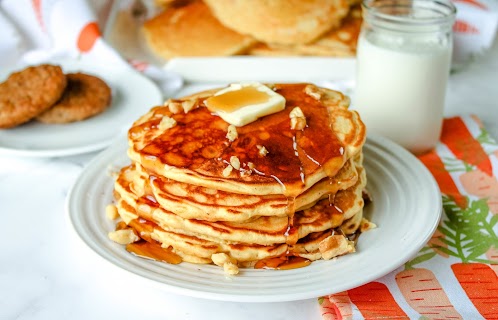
[0,59,163,157]
[67,134,441,302]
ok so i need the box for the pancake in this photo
[247,5,362,57]
[113,159,365,245]
[109,82,370,273]
[142,1,256,59]
[115,189,361,266]
[114,201,364,266]
[144,158,358,221]
[128,83,364,197]
[203,0,349,45]
[130,218,289,264]
[312,5,362,55]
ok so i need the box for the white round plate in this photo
[0,59,163,157]
[67,134,441,302]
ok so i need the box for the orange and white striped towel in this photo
[0,0,181,95]
[451,0,498,67]
[319,115,498,319]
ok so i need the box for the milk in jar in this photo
[354,0,456,155]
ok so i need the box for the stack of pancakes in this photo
[142,0,362,59]
[110,83,370,274]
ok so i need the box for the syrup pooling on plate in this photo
[126,241,182,264]
[254,255,311,270]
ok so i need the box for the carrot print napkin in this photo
[319,115,498,319]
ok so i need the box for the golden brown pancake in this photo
[114,161,365,245]
[109,82,370,272]
[144,159,358,221]
[127,83,364,197]
[204,0,349,45]
[247,5,362,57]
[142,1,257,59]
[113,164,366,265]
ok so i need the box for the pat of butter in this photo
[205,83,286,126]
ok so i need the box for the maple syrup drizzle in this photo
[132,84,345,196]
[126,241,182,264]
[205,86,272,112]
[254,255,311,270]
[292,135,306,185]
[125,84,353,270]
[284,196,299,245]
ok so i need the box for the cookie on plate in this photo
[36,73,112,124]
[0,64,67,129]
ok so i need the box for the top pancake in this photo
[128,83,365,197]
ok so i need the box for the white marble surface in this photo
[1,38,497,320]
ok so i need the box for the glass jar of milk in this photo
[354,0,456,155]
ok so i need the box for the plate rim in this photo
[163,57,357,83]
[66,134,442,302]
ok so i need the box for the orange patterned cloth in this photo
[0,0,181,94]
[319,115,498,319]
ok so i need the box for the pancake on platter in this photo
[247,5,362,57]
[144,158,358,221]
[142,1,256,59]
[112,160,368,265]
[107,82,373,275]
[113,159,365,245]
[203,0,349,45]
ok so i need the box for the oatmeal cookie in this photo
[0,64,67,128]
[37,73,112,124]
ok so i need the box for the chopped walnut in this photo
[290,106,307,130]
[106,165,120,179]
[226,125,238,142]
[158,116,176,131]
[165,99,182,114]
[222,164,233,177]
[337,31,351,41]
[240,169,252,177]
[240,162,255,177]
[212,252,234,265]
[266,83,277,91]
[304,84,321,100]
[351,7,362,18]
[319,234,355,260]
[106,204,119,220]
[257,145,268,157]
[108,229,139,245]
[360,218,377,232]
[230,156,240,170]
[212,253,239,275]
[182,99,197,113]
[119,206,138,224]
[223,262,239,275]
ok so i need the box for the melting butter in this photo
[205,82,285,127]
